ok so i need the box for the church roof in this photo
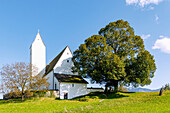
[44,46,68,76]
[54,73,88,84]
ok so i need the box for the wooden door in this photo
[64,92,68,99]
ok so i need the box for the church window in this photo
[67,53,69,55]
[72,84,74,87]
[67,60,69,62]
[55,83,57,90]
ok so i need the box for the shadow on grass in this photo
[120,91,135,93]
[107,93,129,99]
[0,97,42,104]
[0,98,24,104]
[72,92,130,101]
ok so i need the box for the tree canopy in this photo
[72,20,156,92]
[0,62,50,101]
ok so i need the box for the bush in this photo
[164,83,170,90]
[32,92,39,97]
[24,91,33,98]
[4,91,34,99]
[31,90,47,97]
[79,98,89,102]
[91,96,99,99]
[4,91,21,99]
[4,90,53,99]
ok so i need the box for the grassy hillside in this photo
[0,91,170,113]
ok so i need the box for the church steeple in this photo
[30,30,46,76]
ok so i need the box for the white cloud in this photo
[152,35,170,54]
[159,35,164,38]
[149,6,154,10]
[126,0,163,7]
[126,0,139,5]
[141,34,151,40]
[155,14,159,24]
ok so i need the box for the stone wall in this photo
[45,90,59,98]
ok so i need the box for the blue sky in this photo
[0,0,170,89]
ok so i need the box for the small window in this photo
[55,83,57,90]
[67,60,69,62]
[67,53,69,55]
[72,84,74,87]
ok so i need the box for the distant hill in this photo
[127,87,160,92]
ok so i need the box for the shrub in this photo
[164,83,170,90]
[79,98,89,102]
[24,91,33,98]
[4,91,21,99]
[32,91,37,97]
[91,96,99,99]
[31,90,47,97]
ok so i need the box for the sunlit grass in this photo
[0,91,170,113]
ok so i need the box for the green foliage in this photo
[99,20,144,58]
[31,90,47,97]
[164,83,170,90]
[72,35,126,83]
[125,50,156,87]
[72,19,156,92]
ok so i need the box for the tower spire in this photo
[30,30,46,76]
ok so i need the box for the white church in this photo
[30,31,88,99]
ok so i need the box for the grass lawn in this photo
[0,91,170,113]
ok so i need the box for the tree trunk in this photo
[104,85,108,93]
[109,87,113,92]
[113,81,118,93]
[21,91,24,101]
[159,88,163,96]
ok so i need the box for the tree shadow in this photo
[0,97,41,104]
[72,92,130,101]
[119,91,136,93]
[107,92,129,99]
[0,98,24,104]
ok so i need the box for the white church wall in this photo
[54,47,78,75]
[59,83,87,99]
[30,32,46,76]
[54,76,59,90]
[0,93,4,99]
[45,71,59,90]
[45,71,53,90]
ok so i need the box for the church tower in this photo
[30,30,46,76]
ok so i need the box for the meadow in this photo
[0,91,170,113]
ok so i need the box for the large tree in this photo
[72,20,156,92]
[0,62,50,101]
